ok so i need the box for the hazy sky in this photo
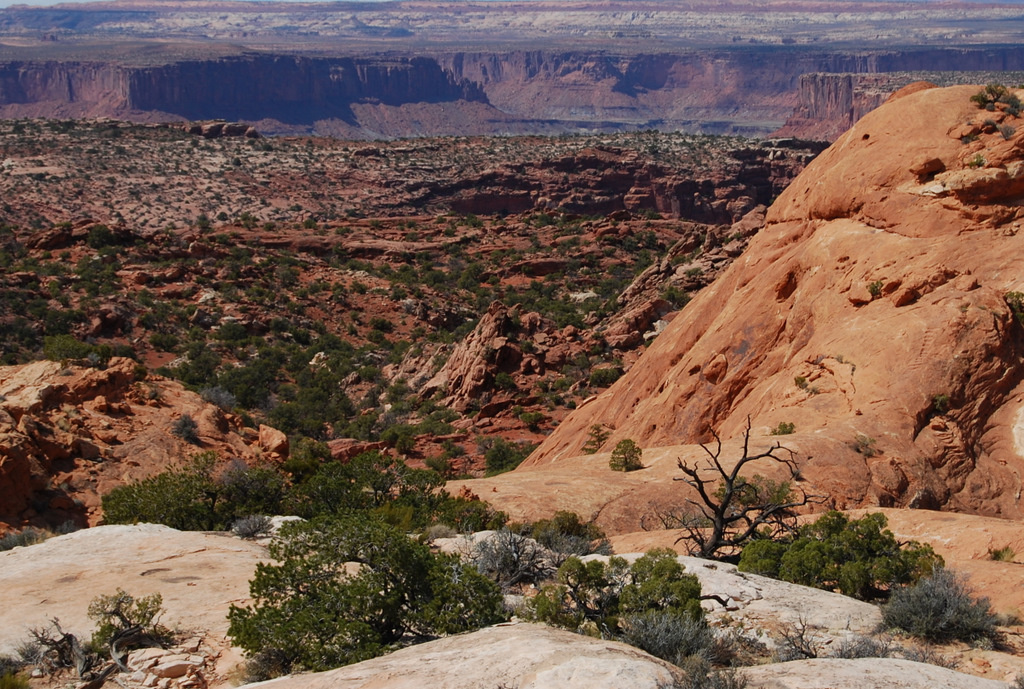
[1,0,1018,8]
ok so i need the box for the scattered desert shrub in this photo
[232,515,273,540]
[588,366,622,388]
[480,437,536,476]
[0,655,24,684]
[228,516,507,675]
[620,610,714,666]
[989,545,1015,562]
[171,414,200,445]
[609,438,643,471]
[531,548,706,663]
[672,657,748,689]
[0,672,29,689]
[530,511,609,561]
[738,511,941,600]
[42,334,101,363]
[1006,291,1024,324]
[769,422,795,436]
[882,567,997,643]
[0,527,49,552]
[581,424,611,454]
[421,523,457,542]
[473,528,553,589]
[852,433,877,457]
[87,589,170,652]
[518,410,546,431]
[830,634,895,659]
[970,83,1021,115]
[772,617,828,661]
[102,453,280,531]
[899,644,956,668]
[200,386,237,410]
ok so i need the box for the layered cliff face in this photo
[128,55,488,122]
[778,69,1024,140]
[454,84,1024,531]
[5,46,1024,137]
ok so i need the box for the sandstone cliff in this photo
[778,70,1024,141]
[5,46,1024,137]
[457,84,1024,529]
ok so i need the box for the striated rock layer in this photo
[463,84,1024,530]
[6,46,1024,137]
[777,70,1024,141]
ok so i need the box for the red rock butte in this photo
[452,83,1024,533]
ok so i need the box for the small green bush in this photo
[620,610,713,666]
[853,434,877,457]
[473,528,553,589]
[43,334,96,362]
[228,516,507,675]
[882,567,997,643]
[0,673,29,689]
[530,549,706,660]
[530,511,608,559]
[1006,291,1024,324]
[233,515,273,540]
[989,545,1015,562]
[581,424,611,454]
[738,511,941,600]
[672,657,748,689]
[518,410,546,431]
[88,589,170,651]
[0,527,49,552]
[481,437,535,476]
[770,422,795,436]
[171,414,200,445]
[588,367,622,388]
[609,439,643,471]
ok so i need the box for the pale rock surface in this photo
[246,622,686,689]
[0,524,265,675]
[742,657,1010,689]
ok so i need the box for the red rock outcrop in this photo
[462,84,1024,528]
[0,358,282,532]
[777,70,1024,141]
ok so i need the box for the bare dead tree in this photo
[673,417,820,560]
[29,618,96,678]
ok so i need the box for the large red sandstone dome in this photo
[454,84,1024,532]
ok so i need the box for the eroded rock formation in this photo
[461,84,1024,528]
[0,358,277,531]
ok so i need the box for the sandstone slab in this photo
[0,524,266,655]
[247,622,685,689]
[741,657,1010,689]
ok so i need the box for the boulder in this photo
[247,622,685,689]
[257,425,289,457]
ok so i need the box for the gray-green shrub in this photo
[882,567,997,643]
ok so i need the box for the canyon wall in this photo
[0,60,131,108]
[779,68,1024,140]
[5,47,1024,136]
